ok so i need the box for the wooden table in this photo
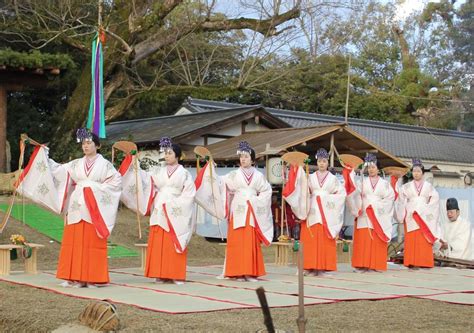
[0,243,44,276]
[219,241,295,266]
[272,241,294,266]
[134,243,147,271]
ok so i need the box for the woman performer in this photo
[119,137,195,284]
[395,158,440,269]
[347,153,395,272]
[195,141,273,281]
[16,129,122,287]
[283,148,346,276]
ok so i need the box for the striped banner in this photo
[87,32,106,138]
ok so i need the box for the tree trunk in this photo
[0,85,7,172]
[51,63,92,161]
[392,26,416,70]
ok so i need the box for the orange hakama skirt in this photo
[225,214,266,278]
[403,226,434,268]
[145,225,187,280]
[352,226,388,271]
[56,220,109,284]
[300,222,337,271]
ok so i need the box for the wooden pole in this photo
[344,54,351,124]
[0,85,7,172]
[98,0,103,27]
[281,161,286,237]
[330,133,335,168]
[296,242,306,332]
[256,287,276,333]
[134,156,142,239]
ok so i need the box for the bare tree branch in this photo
[132,4,300,65]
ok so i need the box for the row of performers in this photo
[16,129,441,288]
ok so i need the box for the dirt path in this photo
[1,281,472,332]
[1,201,473,332]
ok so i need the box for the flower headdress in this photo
[76,128,93,143]
[364,153,377,167]
[411,158,423,169]
[315,148,329,160]
[237,141,252,155]
[159,137,173,153]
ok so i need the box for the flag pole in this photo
[344,54,351,124]
[98,0,103,27]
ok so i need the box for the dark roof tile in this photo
[187,98,474,164]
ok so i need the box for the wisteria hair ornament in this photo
[412,158,423,169]
[159,137,173,153]
[237,141,252,155]
[364,153,377,166]
[315,148,329,160]
[76,128,93,143]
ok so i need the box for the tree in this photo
[1,0,301,159]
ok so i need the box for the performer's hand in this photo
[21,133,30,145]
[440,240,448,250]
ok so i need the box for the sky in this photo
[394,0,467,21]
[394,0,428,21]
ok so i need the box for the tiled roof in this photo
[186,98,474,164]
[106,106,290,144]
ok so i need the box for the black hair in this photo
[171,143,182,161]
[376,160,381,171]
[249,148,256,162]
[91,133,100,147]
[411,165,425,174]
[79,133,100,148]
[365,160,381,174]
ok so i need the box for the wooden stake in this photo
[297,242,306,332]
[256,287,275,333]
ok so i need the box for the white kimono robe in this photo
[438,216,473,260]
[224,168,273,245]
[16,146,121,238]
[120,155,196,253]
[396,180,441,243]
[283,165,346,239]
[347,175,395,242]
[196,163,273,245]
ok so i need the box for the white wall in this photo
[176,117,271,146]
[400,158,474,188]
